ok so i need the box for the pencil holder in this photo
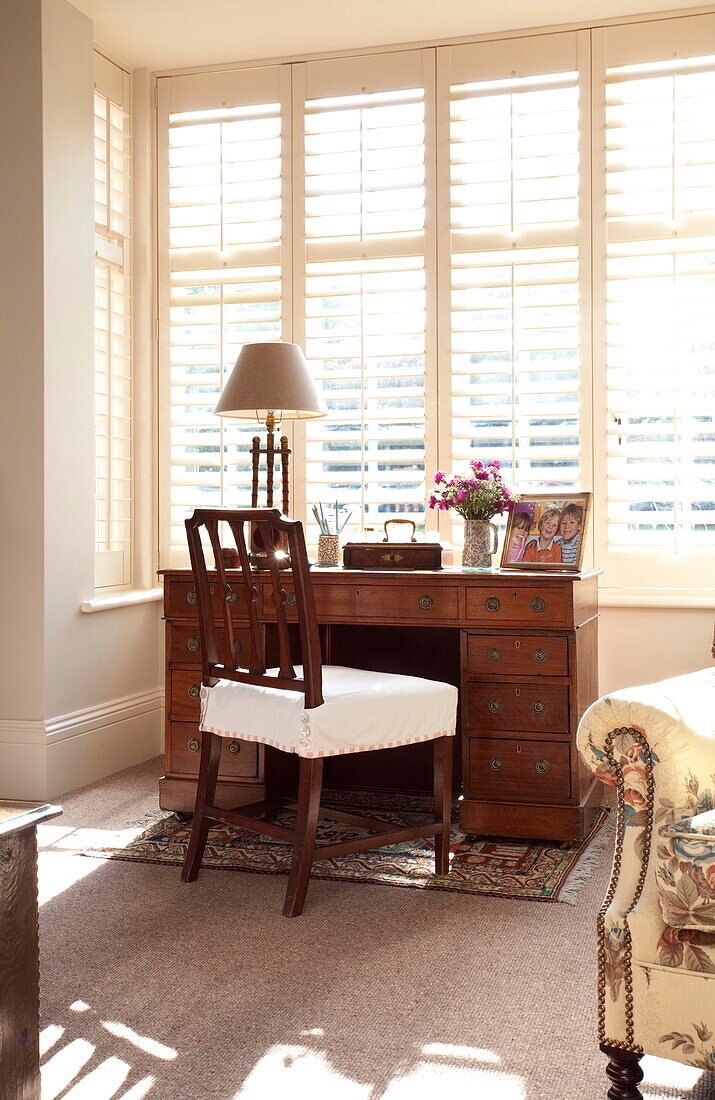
[317,533,339,567]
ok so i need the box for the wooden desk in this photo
[160,567,600,841]
[0,801,62,1100]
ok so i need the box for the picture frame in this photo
[500,492,591,572]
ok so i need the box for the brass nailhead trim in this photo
[596,727,655,1052]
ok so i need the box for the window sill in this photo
[80,586,163,613]
[599,588,715,610]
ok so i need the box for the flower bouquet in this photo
[428,460,519,570]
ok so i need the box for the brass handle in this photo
[286,592,297,607]
[488,647,502,662]
[532,700,546,715]
[187,590,196,605]
[382,551,403,563]
[187,637,200,653]
[533,648,548,663]
[531,597,546,613]
[233,640,241,654]
[488,699,503,714]
[535,759,551,775]
[188,684,200,699]
[485,596,500,612]
[490,757,504,772]
[419,595,433,610]
[227,741,241,755]
[188,738,200,752]
[226,591,238,605]
[383,518,416,543]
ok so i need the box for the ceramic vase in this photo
[317,533,340,566]
[462,519,498,571]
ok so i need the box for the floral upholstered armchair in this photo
[577,666,715,1099]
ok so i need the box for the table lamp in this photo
[215,341,325,512]
[214,341,325,563]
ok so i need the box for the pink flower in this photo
[428,495,437,509]
[489,459,501,469]
[471,460,483,470]
[434,471,446,484]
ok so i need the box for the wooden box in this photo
[342,541,442,570]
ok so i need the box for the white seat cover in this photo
[200,665,458,758]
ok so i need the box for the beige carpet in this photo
[37,758,715,1100]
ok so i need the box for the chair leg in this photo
[283,758,323,918]
[601,1045,644,1099]
[181,730,222,883]
[433,736,453,876]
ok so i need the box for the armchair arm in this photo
[576,667,715,1051]
[578,668,715,816]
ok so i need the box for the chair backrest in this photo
[185,508,324,708]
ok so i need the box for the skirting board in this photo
[0,687,164,801]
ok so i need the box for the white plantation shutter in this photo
[594,16,715,591]
[158,68,291,564]
[439,33,589,547]
[293,52,436,540]
[94,54,132,588]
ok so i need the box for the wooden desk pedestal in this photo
[161,567,599,842]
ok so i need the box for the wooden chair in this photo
[182,507,457,917]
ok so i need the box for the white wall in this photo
[599,607,714,695]
[0,0,163,802]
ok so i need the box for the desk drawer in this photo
[467,682,569,734]
[262,583,459,622]
[469,737,571,802]
[167,624,252,665]
[168,722,259,778]
[170,670,203,720]
[466,634,568,678]
[466,585,569,627]
[165,577,247,619]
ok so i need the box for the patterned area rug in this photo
[86,789,610,904]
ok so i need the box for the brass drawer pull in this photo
[188,684,200,699]
[485,596,500,612]
[531,597,546,613]
[187,590,196,605]
[286,592,297,606]
[488,699,504,715]
[226,591,238,605]
[227,741,241,755]
[490,757,504,772]
[233,640,241,654]
[188,737,200,752]
[187,637,200,653]
[488,647,502,662]
[535,759,551,775]
[533,648,548,663]
[419,595,433,610]
[532,700,546,715]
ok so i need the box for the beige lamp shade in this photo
[214,342,325,421]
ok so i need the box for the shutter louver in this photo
[299,53,433,539]
[594,19,715,587]
[159,69,289,564]
[443,36,585,519]
[94,57,132,589]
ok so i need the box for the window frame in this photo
[154,13,715,604]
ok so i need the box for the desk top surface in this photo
[161,566,601,583]
[0,802,62,839]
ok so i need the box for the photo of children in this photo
[501,493,590,571]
